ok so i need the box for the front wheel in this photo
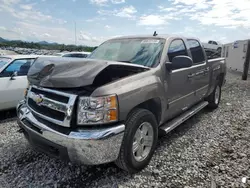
[207,83,221,109]
[115,108,158,173]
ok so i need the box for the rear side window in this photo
[187,39,205,64]
[167,39,188,62]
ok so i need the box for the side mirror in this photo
[10,71,18,80]
[172,56,193,70]
[165,62,172,71]
[165,56,193,71]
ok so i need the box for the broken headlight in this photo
[77,95,118,125]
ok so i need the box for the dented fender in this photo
[91,68,166,122]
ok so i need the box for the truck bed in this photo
[205,49,222,60]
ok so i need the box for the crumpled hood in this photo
[28,57,149,88]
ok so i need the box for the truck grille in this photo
[27,86,77,127]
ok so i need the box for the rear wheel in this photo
[115,108,158,173]
[207,83,221,109]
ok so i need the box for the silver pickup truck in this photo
[17,35,226,173]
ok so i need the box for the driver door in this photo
[0,58,34,110]
[164,39,196,121]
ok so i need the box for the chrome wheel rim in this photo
[133,122,154,162]
[215,86,220,104]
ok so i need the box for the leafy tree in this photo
[0,40,96,52]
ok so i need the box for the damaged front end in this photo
[27,57,149,89]
[16,56,149,164]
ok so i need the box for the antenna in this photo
[75,22,77,46]
[153,31,158,36]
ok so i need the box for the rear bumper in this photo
[17,101,125,165]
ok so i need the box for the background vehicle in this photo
[0,55,37,111]
[222,40,250,80]
[17,35,226,173]
[202,40,222,53]
[62,51,91,58]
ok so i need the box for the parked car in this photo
[62,51,91,58]
[202,40,223,53]
[17,35,226,173]
[0,55,39,111]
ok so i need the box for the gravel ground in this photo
[0,71,250,188]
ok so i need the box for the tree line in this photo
[0,40,97,52]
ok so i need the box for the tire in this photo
[115,108,158,173]
[207,82,222,109]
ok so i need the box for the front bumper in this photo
[16,101,125,165]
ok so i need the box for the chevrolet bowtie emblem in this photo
[30,93,44,105]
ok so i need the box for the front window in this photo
[167,39,188,62]
[0,57,11,69]
[88,38,165,67]
[0,58,35,77]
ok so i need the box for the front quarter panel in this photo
[91,69,165,122]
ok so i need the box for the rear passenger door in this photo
[187,39,209,101]
[165,39,197,120]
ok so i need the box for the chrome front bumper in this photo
[17,101,125,165]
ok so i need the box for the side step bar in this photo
[160,101,208,134]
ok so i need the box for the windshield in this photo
[88,38,165,67]
[0,57,11,69]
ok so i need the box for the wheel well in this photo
[217,73,225,86]
[128,98,162,125]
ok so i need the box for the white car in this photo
[202,40,223,53]
[62,51,91,58]
[0,55,38,111]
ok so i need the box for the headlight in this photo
[77,95,118,125]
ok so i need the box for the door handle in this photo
[195,70,204,75]
[188,73,195,78]
[204,67,210,73]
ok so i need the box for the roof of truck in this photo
[110,34,200,41]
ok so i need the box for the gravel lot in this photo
[0,71,249,188]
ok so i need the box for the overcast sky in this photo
[0,0,250,46]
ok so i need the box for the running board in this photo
[160,101,208,134]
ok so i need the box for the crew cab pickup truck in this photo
[17,35,226,173]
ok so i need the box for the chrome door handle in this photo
[188,74,195,78]
[204,67,210,73]
[195,70,204,75]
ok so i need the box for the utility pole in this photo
[75,21,77,46]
